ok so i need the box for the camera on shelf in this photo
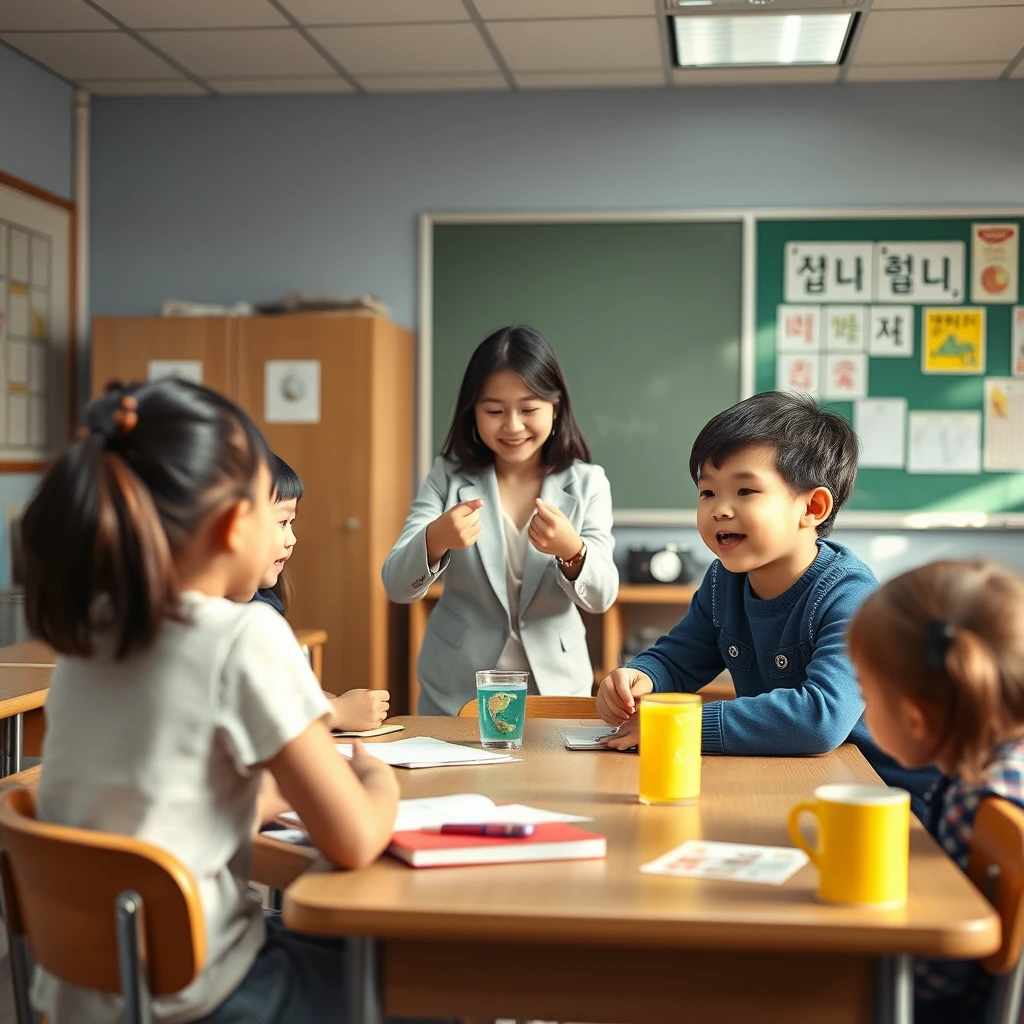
[626,544,698,585]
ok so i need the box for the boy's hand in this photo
[601,714,639,750]
[329,689,390,732]
[348,740,400,802]
[596,667,654,724]
[529,499,582,562]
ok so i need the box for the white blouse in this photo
[494,507,534,684]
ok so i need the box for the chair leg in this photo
[115,890,152,1024]
[347,936,384,1024]
[874,955,913,1024]
[6,930,37,1024]
[987,956,1024,1024]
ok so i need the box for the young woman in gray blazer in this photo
[383,325,619,715]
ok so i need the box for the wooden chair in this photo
[458,694,599,719]
[967,797,1024,1023]
[0,787,206,1024]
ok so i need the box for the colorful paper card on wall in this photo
[1013,307,1024,377]
[984,378,1024,472]
[776,353,819,395]
[776,305,820,352]
[868,306,914,357]
[823,306,866,351]
[971,224,1019,304]
[784,243,873,303]
[875,242,965,303]
[824,353,868,400]
[922,308,986,374]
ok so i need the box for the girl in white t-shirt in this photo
[21,379,416,1024]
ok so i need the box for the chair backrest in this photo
[458,695,599,719]
[968,796,1024,975]
[0,787,206,996]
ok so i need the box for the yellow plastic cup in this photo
[788,784,910,908]
[638,693,701,806]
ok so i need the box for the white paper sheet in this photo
[907,411,982,475]
[334,736,519,768]
[854,398,906,469]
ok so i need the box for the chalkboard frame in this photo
[421,207,1024,530]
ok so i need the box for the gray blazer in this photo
[382,456,619,715]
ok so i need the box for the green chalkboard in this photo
[756,217,1024,515]
[431,221,743,510]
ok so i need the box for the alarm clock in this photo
[626,544,696,585]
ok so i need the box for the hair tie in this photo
[926,619,956,672]
[111,395,138,436]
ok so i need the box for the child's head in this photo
[442,325,590,473]
[22,379,273,658]
[688,392,858,572]
[261,453,304,606]
[849,560,1024,781]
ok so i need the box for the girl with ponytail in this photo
[848,559,1024,1024]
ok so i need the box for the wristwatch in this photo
[557,542,587,572]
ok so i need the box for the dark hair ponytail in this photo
[23,379,268,659]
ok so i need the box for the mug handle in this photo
[787,802,820,868]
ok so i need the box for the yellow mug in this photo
[788,784,910,908]
[638,693,701,806]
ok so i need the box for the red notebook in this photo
[387,823,606,868]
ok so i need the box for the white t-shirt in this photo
[32,593,331,1024]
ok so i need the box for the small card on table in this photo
[641,840,809,886]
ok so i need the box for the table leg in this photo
[1,714,24,777]
[874,954,913,1024]
[347,936,384,1024]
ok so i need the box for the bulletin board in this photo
[0,171,74,470]
[756,213,1024,522]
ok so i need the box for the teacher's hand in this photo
[528,499,582,562]
[425,499,484,564]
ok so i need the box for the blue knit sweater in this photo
[629,540,938,812]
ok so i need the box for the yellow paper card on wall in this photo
[923,308,986,374]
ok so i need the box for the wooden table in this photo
[0,667,51,777]
[280,717,998,1024]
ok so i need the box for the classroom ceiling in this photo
[1,0,1022,95]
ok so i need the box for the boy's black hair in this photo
[442,325,590,474]
[688,391,859,538]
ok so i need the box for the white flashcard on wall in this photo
[823,306,867,352]
[147,360,203,384]
[868,306,914,357]
[776,353,819,396]
[823,353,868,400]
[265,360,321,423]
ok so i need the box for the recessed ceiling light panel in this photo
[672,13,854,67]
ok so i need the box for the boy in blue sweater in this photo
[598,391,937,816]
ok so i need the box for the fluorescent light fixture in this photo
[672,13,853,67]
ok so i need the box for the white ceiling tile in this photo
[489,17,662,72]
[872,0,1024,8]
[517,69,664,88]
[854,8,1024,64]
[94,0,286,29]
[847,62,1007,82]
[0,0,112,31]
[671,65,840,84]
[209,74,354,92]
[0,30,176,78]
[80,77,206,94]
[141,28,334,76]
[311,23,498,74]
[476,0,654,18]
[279,0,469,24]
[360,72,507,91]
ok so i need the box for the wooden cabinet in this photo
[91,315,413,699]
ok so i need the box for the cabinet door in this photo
[90,317,234,398]
[234,316,374,696]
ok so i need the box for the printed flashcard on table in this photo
[907,411,982,475]
[641,840,809,886]
[984,379,1024,473]
[922,308,986,374]
[854,398,907,469]
[869,306,914,357]
[784,243,873,303]
[875,241,965,304]
[1013,307,1024,377]
[972,223,1019,304]
[823,306,867,352]
[776,305,820,352]
[776,353,819,396]
[823,353,868,400]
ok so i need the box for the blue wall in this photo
[88,81,1024,581]
[0,44,74,509]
